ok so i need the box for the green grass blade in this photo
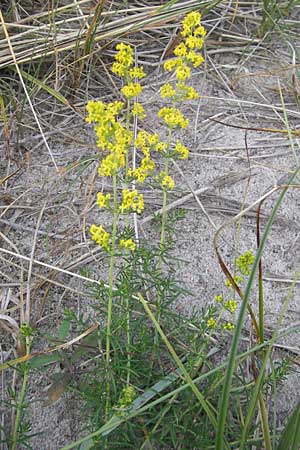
[239,262,300,449]
[137,293,218,431]
[277,401,300,450]
[14,68,76,110]
[60,326,300,450]
[215,166,300,450]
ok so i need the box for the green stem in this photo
[105,173,119,419]
[159,161,169,250]
[125,99,131,185]
[11,336,31,450]
[153,136,171,361]
[125,97,131,385]
[259,394,272,450]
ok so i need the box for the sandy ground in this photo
[1,18,300,449]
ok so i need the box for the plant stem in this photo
[159,160,169,250]
[105,173,119,420]
[11,336,31,450]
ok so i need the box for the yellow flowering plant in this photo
[86,9,206,429]
[208,250,255,332]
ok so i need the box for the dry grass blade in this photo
[0,0,219,68]
[0,10,58,170]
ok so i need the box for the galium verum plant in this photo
[86,10,206,421]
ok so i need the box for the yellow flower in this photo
[90,224,110,251]
[185,35,204,50]
[175,63,191,81]
[174,42,188,57]
[184,86,199,100]
[164,58,180,72]
[135,131,158,152]
[118,385,137,409]
[186,51,204,68]
[111,62,126,77]
[181,11,201,37]
[128,167,148,183]
[106,101,124,119]
[136,194,144,213]
[162,174,175,190]
[120,239,136,251]
[157,172,175,190]
[86,100,105,124]
[214,294,223,303]
[98,152,125,177]
[141,156,155,172]
[237,250,255,275]
[115,43,134,67]
[223,322,235,331]
[121,83,143,99]
[129,66,146,79]
[156,142,168,153]
[147,133,159,146]
[132,102,146,118]
[135,131,148,149]
[96,192,111,208]
[225,275,244,288]
[207,318,217,328]
[174,140,189,159]
[160,83,177,99]
[225,300,237,313]
[194,25,206,37]
[120,189,144,214]
[158,107,188,129]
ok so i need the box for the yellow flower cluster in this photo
[181,11,206,39]
[119,238,136,252]
[90,224,110,251]
[135,131,159,151]
[86,100,133,177]
[207,318,216,328]
[160,83,198,101]
[128,158,155,184]
[159,10,205,107]
[120,189,144,214]
[155,142,168,153]
[160,83,177,99]
[111,43,134,77]
[127,131,157,183]
[132,102,146,118]
[223,322,235,331]
[116,385,137,415]
[158,107,188,129]
[96,192,111,208]
[224,300,237,313]
[121,82,143,99]
[129,67,146,79]
[174,140,189,159]
[86,100,123,126]
[88,43,149,253]
[157,172,175,190]
[111,43,146,103]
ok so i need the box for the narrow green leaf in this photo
[28,352,62,369]
[58,319,71,341]
[277,401,300,450]
[61,327,300,450]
